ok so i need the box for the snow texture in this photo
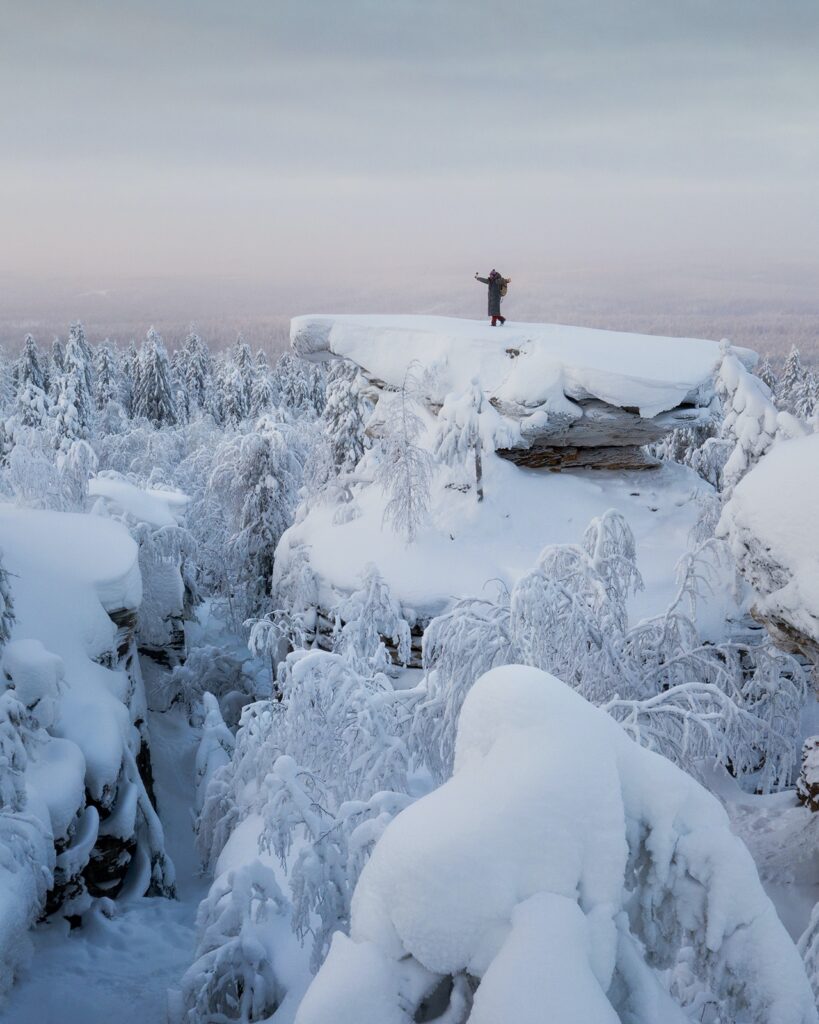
[298,666,817,1024]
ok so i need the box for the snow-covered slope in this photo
[278,456,727,635]
[297,666,816,1024]
[719,433,819,665]
[292,314,753,418]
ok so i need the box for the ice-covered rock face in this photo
[296,666,816,1024]
[292,315,753,471]
[719,434,819,670]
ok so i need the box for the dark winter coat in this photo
[476,272,507,316]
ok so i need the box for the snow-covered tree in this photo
[133,328,178,427]
[94,341,121,410]
[335,564,411,673]
[174,859,287,1024]
[68,322,95,393]
[207,417,304,619]
[374,369,432,542]
[121,340,140,416]
[777,345,805,413]
[322,360,370,473]
[233,335,255,410]
[49,336,65,387]
[757,354,778,394]
[57,439,98,510]
[14,382,50,430]
[16,334,45,393]
[794,368,817,422]
[249,370,275,417]
[62,331,94,434]
[221,363,250,426]
[433,377,488,501]
[50,373,85,449]
[183,330,212,412]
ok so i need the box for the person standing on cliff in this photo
[474,269,510,326]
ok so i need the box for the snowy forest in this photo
[0,313,816,1023]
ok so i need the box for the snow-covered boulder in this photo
[718,433,819,670]
[90,473,195,664]
[292,315,753,470]
[296,666,816,1024]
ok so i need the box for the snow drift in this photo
[296,666,817,1024]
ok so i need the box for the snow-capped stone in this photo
[292,315,754,470]
[718,433,819,669]
[297,666,817,1024]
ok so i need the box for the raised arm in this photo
[475,274,489,284]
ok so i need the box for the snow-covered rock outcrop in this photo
[719,433,819,671]
[90,473,195,665]
[0,502,174,992]
[296,666,817,1024]
[293,315,753,470]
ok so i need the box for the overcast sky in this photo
[2,1,818,302]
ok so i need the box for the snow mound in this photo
[297,666,816,1024]
[719,433,819,658]
[90,475,188,529]
[292,314,754,419]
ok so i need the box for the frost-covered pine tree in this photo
[272,352,326,417]
[134,328,178,427]
[49,336,65,390]
[50,373,84,450]
[233,334,255,411]
[777,345,805,413]
[433,377,487,501]
[757,354,778,394]
[249,370,275,417]
[374,370,432,542]
[183,330,212,412]
[14,382,50,430]
[794,368,817,422]
[221,363,249,426]
[322,360,370,473]
[16,334,46,393]
[63,331,94,434]
[121,340,140,416]
[94,341,121,410]
[67,321,95,395]
[208,417,303,618]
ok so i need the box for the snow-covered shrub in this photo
[334,563,412,673]
[165,644,256,724]
[195,693,235,816]
[419,511,804,789]
[296,666,817,1024]
[174,860,287,1024]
